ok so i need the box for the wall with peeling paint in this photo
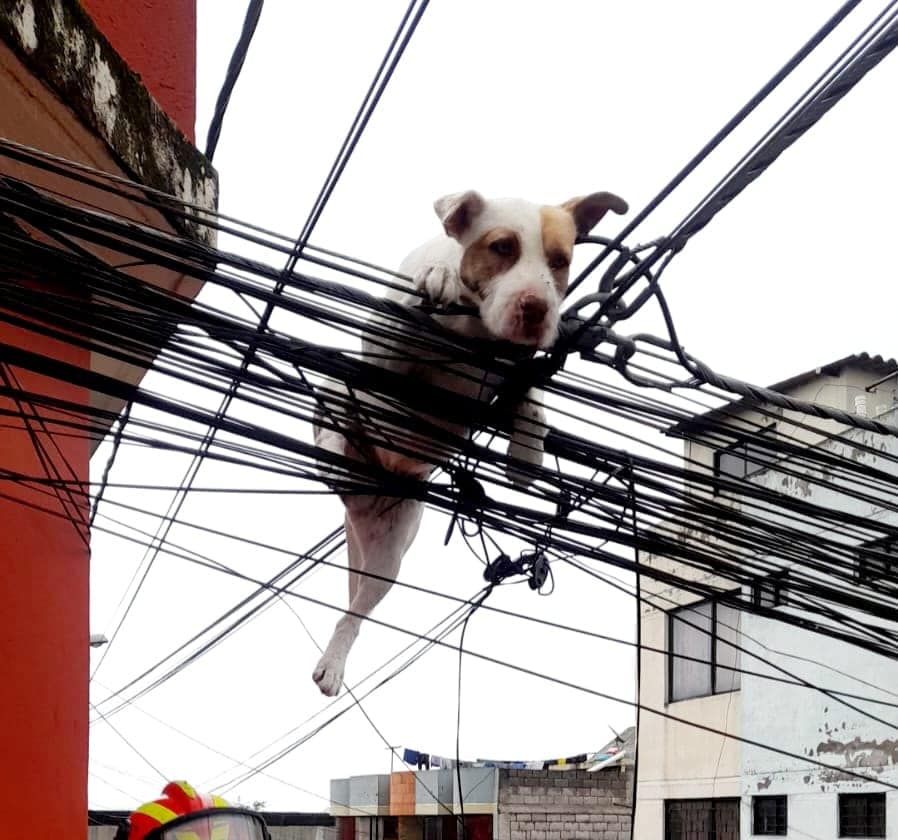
[636,362,898,838]
[78,0,196,139]
[632,606,741,838]
[739,408,898,838]
[682,362,898,506]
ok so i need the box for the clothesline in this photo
[399,746,622,772]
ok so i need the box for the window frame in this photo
[856,537,897,588]
[752,571,788,609]
[838,792,886,838]
[668,600,713,702]
[668,596,741,703]
[752,795,788,836]
[713,424,778,494]
[664,797,741,840]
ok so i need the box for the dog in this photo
[311,189,627,696]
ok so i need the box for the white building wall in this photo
[636,366,898,838]
[635,579,741,837]
[737,414,898,839]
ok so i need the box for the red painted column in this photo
[0,3,198,830]
[0,322,89,836]
[78,0,198,140]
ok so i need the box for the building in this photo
[330,731,634,840]
[0,0,215,831]
[634,354,898,839]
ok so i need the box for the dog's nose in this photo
[519,295,548,326]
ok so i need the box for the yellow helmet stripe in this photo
[172,781,199,799]
[211,795,230,808]
[135,802,179,824]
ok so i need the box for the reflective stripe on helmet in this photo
[171,781,198,800]
[211,796,230,809]
[135,802,179,825]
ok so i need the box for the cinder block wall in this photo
[496,768,632,840]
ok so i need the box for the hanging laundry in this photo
[431,756,441,768]
[403,748,419,766]
[417,753,430,770]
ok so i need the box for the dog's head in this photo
[433,190,627,347]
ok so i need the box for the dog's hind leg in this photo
[312,495,424,696]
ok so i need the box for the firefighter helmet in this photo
[115,781,270,840]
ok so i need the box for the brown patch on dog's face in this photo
[459,226,521,295]
[540,206,576,292]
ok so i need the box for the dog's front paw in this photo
[414,262,463,307]
[312,654,345,697]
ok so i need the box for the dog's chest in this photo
[359,358,502,477]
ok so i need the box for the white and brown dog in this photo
[312,189,627,696]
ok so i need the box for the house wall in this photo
[0,2,203,835]
[90,824,336,840]
[0,323,89,840]
[334,767,631,840]
[78,0,197,138]
[683,364,898,496]
[634,605,740,838]
[496,767,632,840]
[638,367,898,838]
[737,412,898,838]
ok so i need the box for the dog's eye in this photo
[548,253,569,271]
[489,238,516,258]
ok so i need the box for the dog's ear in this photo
[434,190,486,240]
[561,192,628,236]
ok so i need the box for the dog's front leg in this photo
[312,495,424,696]
[506,387,548,488]
[401,237,465,307]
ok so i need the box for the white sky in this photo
[86,0,898,813]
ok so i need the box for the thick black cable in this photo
[90,401,131,529]
[79,488,898,784]
[204,0,264,160]
[565,0,863,297]
[58,485,898,714]
[455,587,494,840]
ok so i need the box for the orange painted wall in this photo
[78,0,197,140]
[0,319,89,836]
[0,2,197,829]
[390,772,418,815]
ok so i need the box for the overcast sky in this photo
[86,0,898,813]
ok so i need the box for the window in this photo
[714,426,778,492]
[753,571,788,609]
[753,795,787,835]
[669,599,741,702]
[665,798,740,840]
[839,793,885,837]
[856,538,896,587]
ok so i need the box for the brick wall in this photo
[497,768,632,840]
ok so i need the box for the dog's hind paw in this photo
[312,655,345,697]
[414,262,462,307]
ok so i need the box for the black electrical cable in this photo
[565,0,864,297]
[204,0,264,161]
[0,7,893,822]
